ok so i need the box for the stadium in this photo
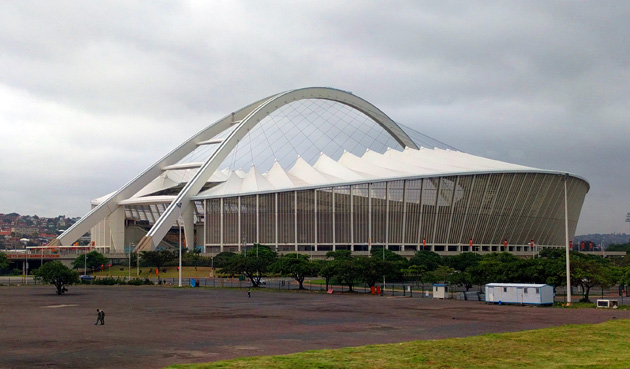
[50,87,589,257]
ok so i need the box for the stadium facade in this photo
[50,87,589,256]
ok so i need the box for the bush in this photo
[127,278,154,286]
[92,277,121,285]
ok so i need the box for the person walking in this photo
[248,287,251,298]
[94,309,100,325]
[99,309,105,325]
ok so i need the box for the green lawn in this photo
[92,266,216,279]
[166,319,630,369]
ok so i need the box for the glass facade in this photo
[203,173,589,254]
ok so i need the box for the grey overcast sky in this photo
[0,1,629,235]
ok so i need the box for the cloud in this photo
[0,1,629,235]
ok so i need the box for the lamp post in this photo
[564,174,572,306]
[177,202,183,287]
[128,243,132,280]
[383,245,386,289]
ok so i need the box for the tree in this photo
[571,258,615,302]
[212,251,239,268]
[430,265,456,285]
[326,249,352,260]
[222,244,277,287]
[315,259,335,290]
[334,258,361,292]
[34,261,79,295]
[355,257,385,288]
[272,254,318,289]
[0,252,8,270]
[443,252,482,272]
[402,264,427,288]
[409,250,442,271]
[140,250,177,280]
[369,247,407,263]
[72,251,108,272]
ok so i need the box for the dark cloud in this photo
[0,1,628,234]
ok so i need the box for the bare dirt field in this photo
[1,285,628,369]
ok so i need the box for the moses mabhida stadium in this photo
[49,87,589,257]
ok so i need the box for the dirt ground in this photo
[1,285,628,369]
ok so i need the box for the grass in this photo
[166,319,630,369]
[91,266,216,279]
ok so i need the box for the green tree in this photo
[355,256,387,288]
[72,251,108,272]
[140,250,177,280]
[409,250,442,271]
[571,257,615,302]
[443,252,482,272]
[272,254,318,289]
[402,264,428,288]
[607,243,630,253]
[369,247,407,263]
[315,259,335,290]
[222,244,277,287]
[0,252,8,270]
[211,251,239,268]
[325,249,352,260]
[334,258,361,292]
[34,261,79,295]
[430,265,456,285]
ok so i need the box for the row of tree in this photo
[207,244,630,302]
[5,243,630,302]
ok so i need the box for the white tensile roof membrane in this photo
[91,98,541,206]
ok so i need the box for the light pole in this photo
[128,243,132,280]
[564,174,572,306]
[382,245,386,289]
[177,202,183,287]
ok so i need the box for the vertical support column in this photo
[416,179,424,246]
[444,176,460,246]
[401,180,407,251]
[332,187,336,251]
[431,178,442,246]
[294,191,298,253]
[314,190,318,252]
[108,206,126,253]
[368,183,372,252]
[385,182,389,251]
[256,195,260,244]
[564,174,572,306]
[274,193,278,252]
[203,200,207,254]
[182,203,195,251]
[350,185,354,251]
[238,196,242,254]
[220,198,224,253]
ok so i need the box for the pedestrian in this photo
[94,309,100,325]
[99,309,105,325]
[248,287,251,298]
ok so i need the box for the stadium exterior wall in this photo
[201,171,588,255]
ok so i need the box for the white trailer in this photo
[485,283,554,305]
[433,284,448,299]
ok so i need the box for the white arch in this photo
[137,87,417,250]
[52,87,418,250]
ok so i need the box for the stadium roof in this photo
[54,86,586,251]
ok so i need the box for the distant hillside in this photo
[574,233,630,248]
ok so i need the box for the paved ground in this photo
[1,285,628,369]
